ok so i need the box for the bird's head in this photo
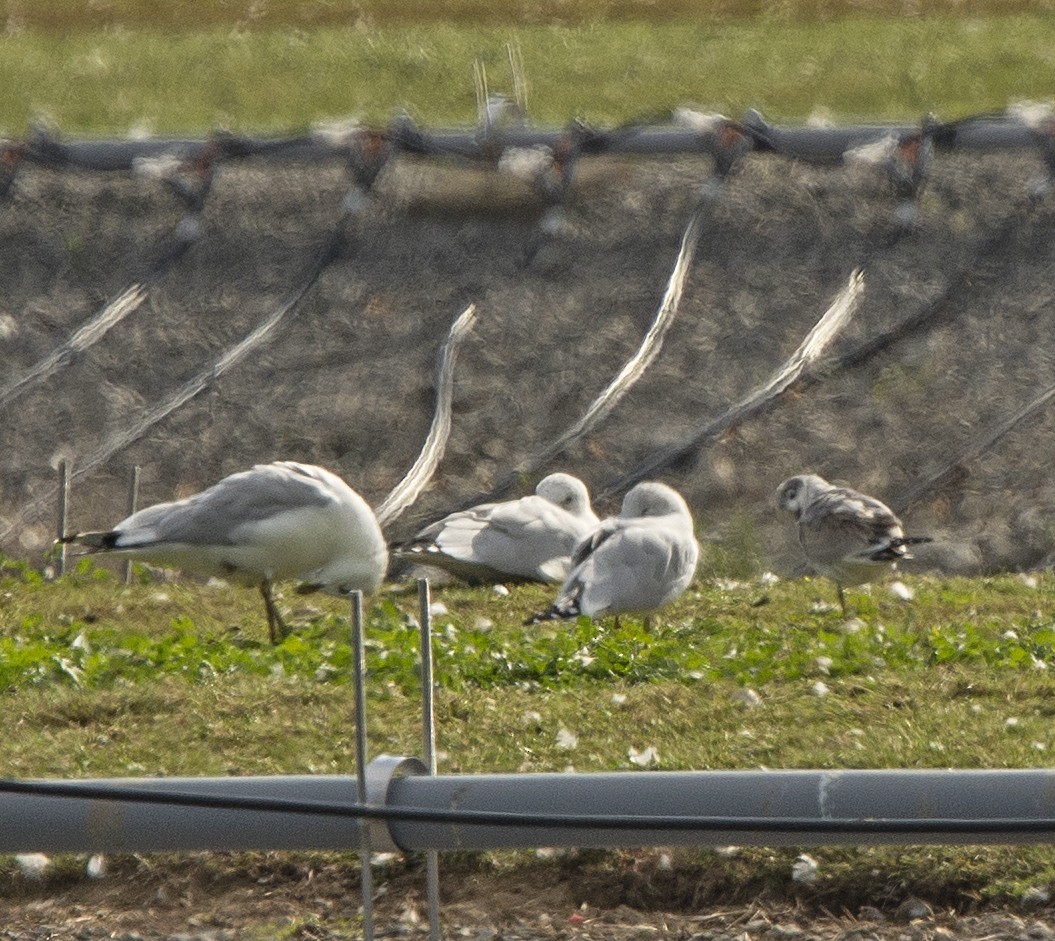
[776,474,829,515]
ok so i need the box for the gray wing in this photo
[577,518,698,616]
[401,495,590,583]
[801,488,903,544]
[112,464,332,549]
[797,487,907,579]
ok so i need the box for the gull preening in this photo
[62,461,388,644]
[776,473,932,615]
[396,472,600,585]
[527,481,699,626]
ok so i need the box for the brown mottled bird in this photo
[776,473,931,615]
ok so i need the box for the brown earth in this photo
[3,146,1055,576]
[3,848,1055,941]
[3,142,1055,937]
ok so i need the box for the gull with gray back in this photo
[396,472,599,585]
[62,461,388,644]
[527,481,699,626]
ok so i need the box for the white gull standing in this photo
[60,303,478,643]
[776,473,932,615]
[63,461,387,644]
[395,472,599,585]
[527,481,699,627]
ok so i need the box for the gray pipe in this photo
[5,763,1055,855]
[0,775,362,854]
[383,766,1055,849]
[21,117,1043,173]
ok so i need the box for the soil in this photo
[3,140,1055,935]
[2,144,1055,576]
[3,849,1055,941]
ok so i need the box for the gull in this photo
[527,481,699,626]
[56,302,478,644]
[395,472,600,585]
[776,473,932,615]
[62,461,387,644]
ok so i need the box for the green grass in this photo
[6,0,1054,31]
[6,556,1055,906]
[0,16,1054,134]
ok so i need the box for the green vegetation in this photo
[0,14,1053,133]
[5,0,1055,31]
[4,0,1055,915]
[4,556,1055,903]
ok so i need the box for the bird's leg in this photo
[642,615,653,632]
[837,584,849,618]
[260,581,289,645]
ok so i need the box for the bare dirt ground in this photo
[3,142,1055,936]
[2,144,1055,575]
[4,848,1055,941]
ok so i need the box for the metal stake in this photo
[418,579,441,941]
[55,460,71,577]
[123,465,140,586]
[351,591,374,941]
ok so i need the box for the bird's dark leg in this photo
[837,584,848,618]
[260,581,288,645]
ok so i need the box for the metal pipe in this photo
[351,591,375,941]
[0,775,361,853]
[20,117,1042,174]
[380,767,1055,849]
[417,579,442,941]
[123,465,140,586]
[55,460,70,577]
[7,766,1055,854]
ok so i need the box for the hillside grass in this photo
[5,556,1055,904]
[0,16,1053,134]
[6,0,1055,30]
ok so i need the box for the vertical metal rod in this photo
[55,460,71,577]
[351,591,374,941]
[123,465,140,586]
[417,579,441,941]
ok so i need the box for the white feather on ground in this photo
[396,472,599,585]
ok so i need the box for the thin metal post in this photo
[123,465,140,586]
[417,579,441,941]
[351,591,374,941]
[55,460,70,577]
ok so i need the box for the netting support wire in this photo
[123,465,140,586]
[417,579,442,941]
[10,766,1055,853]
[0,284,148,413]
[373,303,479,528]
[350,590,375,941]
[896,379,1055,515]
[602,267,863,498]
[54,461,70,577]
